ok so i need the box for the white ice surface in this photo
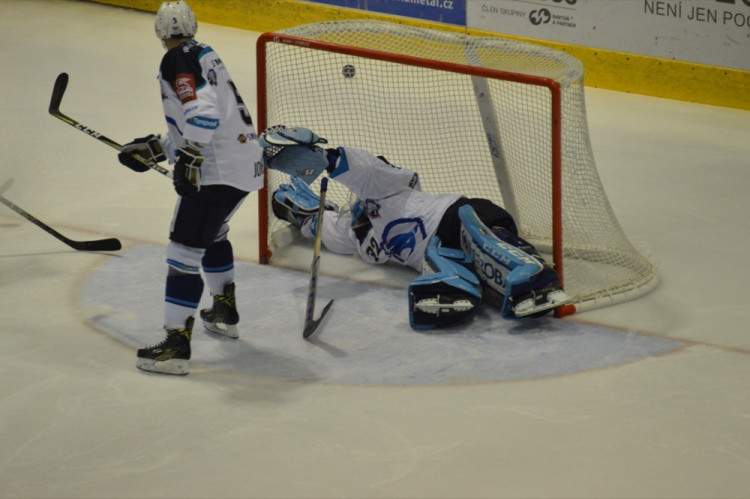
[1,1,749,498]
[80,244,683,385]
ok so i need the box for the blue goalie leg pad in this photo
[408,237,482,330]
[491,226,545,263]
[458,204,550,319]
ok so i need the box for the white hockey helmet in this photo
[154,1,197,41]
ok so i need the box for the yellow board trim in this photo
[90,0,749,111]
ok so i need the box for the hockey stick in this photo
[0,181,121,252]
[49,72,173,178]
[302,177,334,339]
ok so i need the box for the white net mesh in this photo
[258,20,657,313]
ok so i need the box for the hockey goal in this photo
[256,20,657,316]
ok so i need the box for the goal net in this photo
[256,20,658,316]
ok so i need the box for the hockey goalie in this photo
[260,126,570,330]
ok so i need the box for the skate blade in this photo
[136,357,189,375]
[203,321,239,339]
[513,290,571,317]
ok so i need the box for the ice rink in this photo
[1,1,749,498]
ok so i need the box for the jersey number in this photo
[365,237,382,262]
[227,80,253,126]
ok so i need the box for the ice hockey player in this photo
[117,1,264,375]
[260,126,570,331]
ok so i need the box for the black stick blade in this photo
[0,194,121,252]
[303,299,334,339]
[72,237,122,252]
[49,72,69,114]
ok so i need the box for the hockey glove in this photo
[118,134,166,172]
[173,144,203,197]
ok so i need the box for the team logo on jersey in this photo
[237,133,248,144]
[187,116,219,130]
[381,217,427,264]
[174,73,197,103]
[207,68,217,86]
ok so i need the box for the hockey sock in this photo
[164,271,204,329]
[202,239,234,295]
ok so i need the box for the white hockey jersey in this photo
[158,40,263,192]
[320,147,461,271]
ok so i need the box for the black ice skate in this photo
[200,282,239,338]
[135,317,193,375]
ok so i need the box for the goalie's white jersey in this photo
[321,147,460,271]
[158,40,264,192]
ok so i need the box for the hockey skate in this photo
[136,317,193,375]
[200,282,239,338]
[510,268,571,318]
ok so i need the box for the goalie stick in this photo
[0,179,121,252]
[302,177,334,339]
[48,73,173,179]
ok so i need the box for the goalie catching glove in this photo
[173,141,204,197]
[260,125,330,185]
[118,134,166,172]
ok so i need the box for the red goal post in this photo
[255,21,657,316]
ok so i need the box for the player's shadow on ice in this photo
[303,310,347,358]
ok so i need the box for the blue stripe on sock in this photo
[165,273,204,310]
[165,296,201,308]
[166,258,200,273]
[203,263,234,273]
